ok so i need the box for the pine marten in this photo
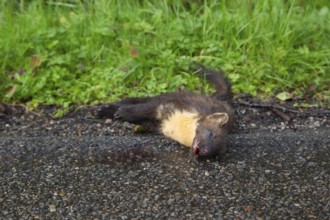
[96,64,235,157]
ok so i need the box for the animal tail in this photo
[190,63,232,101]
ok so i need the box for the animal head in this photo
[192,112,229,157]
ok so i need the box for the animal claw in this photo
[114,111,122,120]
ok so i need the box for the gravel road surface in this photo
[0,104,329,219]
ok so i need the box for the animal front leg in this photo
[115,103,157,124]
[95,97,151,119]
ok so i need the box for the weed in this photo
[0,0,329,114]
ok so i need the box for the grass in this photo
[0,0,329,115]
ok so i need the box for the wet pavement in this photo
[0,127,329,219]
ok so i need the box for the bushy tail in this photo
[190,63,232,101]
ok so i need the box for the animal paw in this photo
[114,106,131,121]
[114,106,144,123]
[94,104,119,119]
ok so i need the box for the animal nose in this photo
[199,148,208,155]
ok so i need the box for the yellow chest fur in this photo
[160,110,199,147]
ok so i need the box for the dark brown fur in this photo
[96,64,235,157]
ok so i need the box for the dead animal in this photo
[96,64,235,157]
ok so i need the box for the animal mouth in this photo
[193,140,207,155]
[193,140,210,156]
[193,140,200,154]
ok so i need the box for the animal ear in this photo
[206,112,229,127]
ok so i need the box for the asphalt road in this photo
[0,127,329,219]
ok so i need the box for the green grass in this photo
[1,0,329,114]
